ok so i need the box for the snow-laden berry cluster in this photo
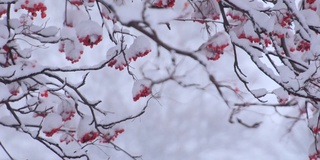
[132,79,152,101]
[60,9,103,63]
[15,0,47,19]
[200,31,230,61]
[106,36,151,71]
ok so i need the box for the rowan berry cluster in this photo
[101,129,125,143]
[133,86,151,101]
[69,0,83,6]
[206,43,229,61]
[60,133,74,144]
[78,35,103,48]
[278,12,293,28]
[79,131,99,143]
[70,0,96,6]
[278,98,288,104]
[107,59,128,71]
[66,53,83,64]
[312,127,320,134]
[238,33,260,43]
[153,0,175,8]
[40,90,48,97]
[44,127,61,137]
[19,0,47,18]
[296,40,310,52]
[0,8,6,18]
[10,90,19,96]
[227,11,246,22]
[309,153,320,160]
[130,49,151,61]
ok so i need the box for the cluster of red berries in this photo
[102,12,117,23]
[307,0,316,4]
[107,59,117,68]
[60,133,74,144]
[2,45,9,52]
[60,111,75,121]
[278,12,293,28]
[107,59,128,71]
[272,31,284,39]
[133,86,151,101]
[65,49,84,64]
[238,33,272,47]
[10,90,19,96]
[206,43,229,61]
[296,40,310,52]
[289,47,296,52]
[19,0,47,18]
[207,43,229,54]
[207,54,220,61]
[33,112,47,118]
[78,35,102,48]
[130,49,151,61]
[305,0,317,10]
[79,131,99,143]
[227,12,246,22]
[66,53,83,64]
[40,90,48,97]
[59,40,85,63]
[70,0,95,6]
[278,98,288,104]
[44,127,61,137]
[264,38,272,47]
[193,14,220,24]
[309,153,320,160]
[9,82,20,96]
[70,0,83,6]
[153,0,175,8]
[3,45,19,60]
[238,33,260,43]
[0,9,6,18]
[312,127,320,134]
[100,129,125,143]
[58,43,65,53]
